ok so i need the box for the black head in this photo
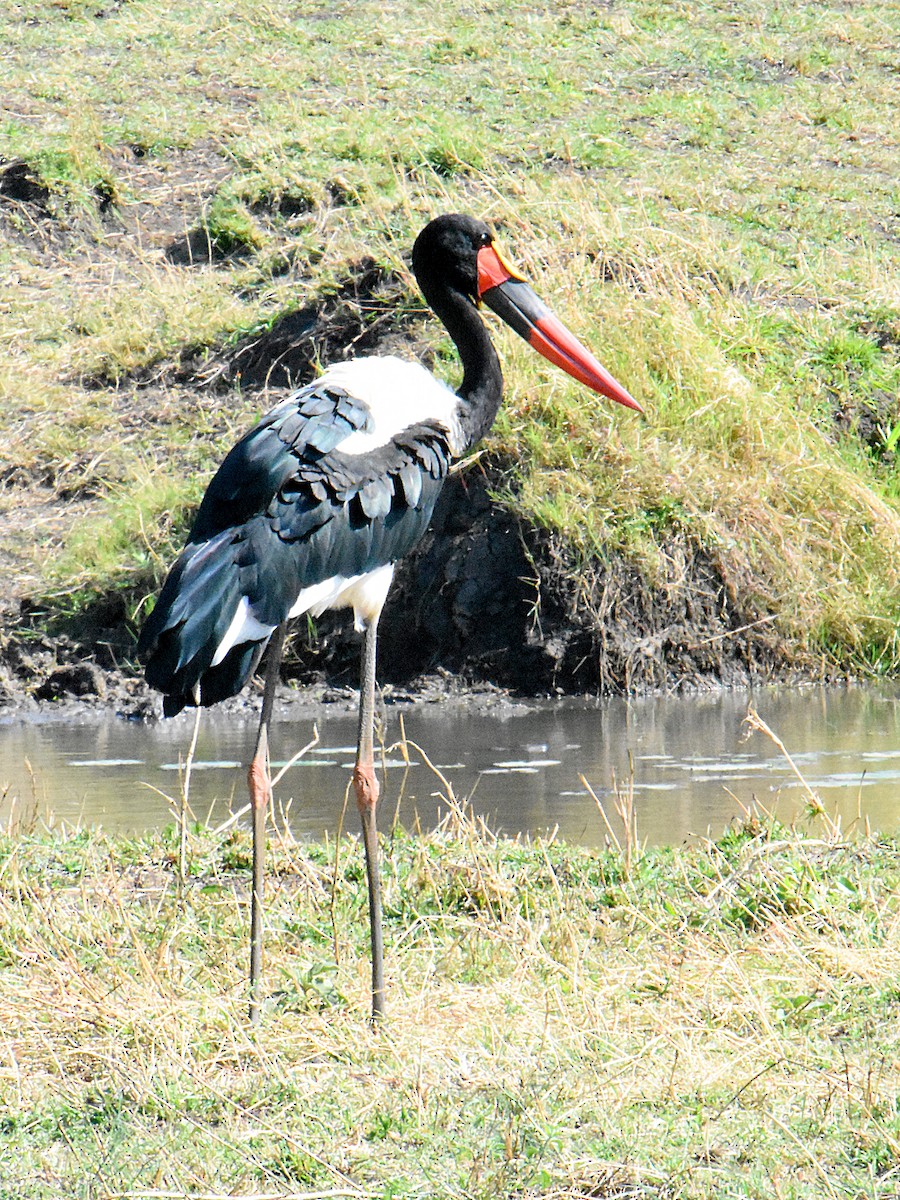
[411,212,643,415]
[411,213,493,306]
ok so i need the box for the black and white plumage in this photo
[140,357,460,715]
[138,213,641,1021]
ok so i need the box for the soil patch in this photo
[108,140,234,257]
[0,159,51,208]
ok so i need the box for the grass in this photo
[0,802,897,1198]
[1,0,900,672]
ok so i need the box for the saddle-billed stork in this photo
[138,213,641,1022]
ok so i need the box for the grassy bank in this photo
[0,1,899,682]
[0,809,898,1198]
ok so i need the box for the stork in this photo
[138,213,641,1022]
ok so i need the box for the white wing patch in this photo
[210,597,273,667]
[210,564,397,666]
[318,356,465,456]
[289,562,395,631]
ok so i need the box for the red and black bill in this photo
[476,242,643,413]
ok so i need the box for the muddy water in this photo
[1,685,899,846]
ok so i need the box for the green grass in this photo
[0,809,897,1198]
[1,0,899,672]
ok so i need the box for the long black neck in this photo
[423,282,504,451]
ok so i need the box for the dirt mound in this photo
[0,461,806,719]
[373,472,800,695]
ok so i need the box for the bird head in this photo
[412,213,642,413]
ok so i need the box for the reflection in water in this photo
[0,684,898,846]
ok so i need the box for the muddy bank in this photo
[0,154,831,723]
[0,466,818,726]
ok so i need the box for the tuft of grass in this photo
[201,182,269,255]
[0,810,897,1198]
[43,469,199,615]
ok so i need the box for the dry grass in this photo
[1,799,898,1198]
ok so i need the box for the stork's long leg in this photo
[352,615,385,1022]
[247,622,288,1024]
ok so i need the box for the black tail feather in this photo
[160,639,268,716]
[138,530,273,714]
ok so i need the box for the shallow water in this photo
[1,684,899,846]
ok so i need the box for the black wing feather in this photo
[139,377,453,713]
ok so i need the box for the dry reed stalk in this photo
[580,759,641,875]
[744,703,842,839]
